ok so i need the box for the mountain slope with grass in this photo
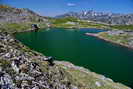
[49,17,109,29]
[0,5,47,23]
[0,4,48,33]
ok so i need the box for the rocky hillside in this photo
[0,32,78,89]
[0,5,49,33]
[0,5,47,23]
[56,11,133,25]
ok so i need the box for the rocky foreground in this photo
[0,31,131,89]
[0,32,78,89]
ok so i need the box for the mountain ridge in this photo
[0,4,47,23]
[56,10,133,25]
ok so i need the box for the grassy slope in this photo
[0,22,47,33]
[49,17,133,31]
[1,16,130,31]
[56,61,130,89]
[49,17,109,29]
[110,25,133,31]
[98,32,132,47]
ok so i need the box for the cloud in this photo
[67,3,76,7]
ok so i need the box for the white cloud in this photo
[67,3,76,7]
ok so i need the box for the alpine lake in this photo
[15,28,133,88]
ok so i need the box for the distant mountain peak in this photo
[56,11,133,25]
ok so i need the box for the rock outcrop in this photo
[0,5,47,23]
[0,32,78,89]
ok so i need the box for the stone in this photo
[11,61,20,73]
[95,81,102,87]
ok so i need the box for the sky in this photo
[1,0,133,17]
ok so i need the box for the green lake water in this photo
[15,28,133,88]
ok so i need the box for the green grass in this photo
[79,21,107,28]
[57,63,130,89]
[50,17,78,24]
[110,25,133,31]
[49,17,108,29]
[0,22,47,33]
[99,32,130,45]
[51,17,133,31]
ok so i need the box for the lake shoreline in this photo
[51,26,111,30]
[85,32,133,50]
